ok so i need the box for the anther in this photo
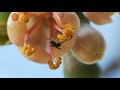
[18,12,29,24]
[48,57,62,70]
[11,13,19,21]
[22,43,34,56]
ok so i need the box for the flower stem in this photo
[64,52,102,78]
[75,12,90,24]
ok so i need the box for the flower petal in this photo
[71,24,106,64]
[7,12,52,64]
[7,12,27,47]
[83,12,115,25]
[54,12,80,32]
[26,12,48,16]
[51,12,80,57]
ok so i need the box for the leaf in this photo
[0,12,11,46]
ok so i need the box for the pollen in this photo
[11,13,19,21]
[57,34,72,43]
[48,57,62,70]
[57,23,75,44]
[64,23,75,30]
[62,23,75,36]
[11,12,29,24]
[18,12,29,24]
[22,43,34,56]
[62,28,73,36]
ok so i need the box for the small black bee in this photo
[49,38,62,50]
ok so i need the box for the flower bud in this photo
[71,24,106,64]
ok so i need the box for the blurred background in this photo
[0,13,120,78]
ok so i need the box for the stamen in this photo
[11,12,29,24]
[56,23,75,44]
[11,13,19,21]
[22,17,43,57]
[24,17,43,43]
[47,19,62,70]
[64,23,75,30]
[48,57,62,70]
[22,43,34,56]
[48,19,55,60]
[52,12,64,29]
[18,12,29,24]
[57,34,72,43]
[62,28,73,36]
[62,23,76,35]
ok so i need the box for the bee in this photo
[49,38,62,50]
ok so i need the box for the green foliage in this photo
[76,12,90,24]
[64,53,102,78]
[0,12,11,46]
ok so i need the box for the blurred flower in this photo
[7,12,105,70]
[83,12,115,25]
[71,24,105,64]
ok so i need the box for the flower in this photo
[71,24,105,64]
[83,12,115,25]
[7,12,105,70]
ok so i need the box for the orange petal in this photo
[50,12,80,57]
[54,12,80,33]
[26,12,48,16]
[7,12,51,64]
[7,12,27,47]
[83,12,115,25]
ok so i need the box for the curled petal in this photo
[71,24,106,64]
[7,12,27,47]
[26,12,48,16]
[49,12,80,57]
[83,12,115,25]
[7,12,51,64]
[26,12,51,19]
[54,12,80,32]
